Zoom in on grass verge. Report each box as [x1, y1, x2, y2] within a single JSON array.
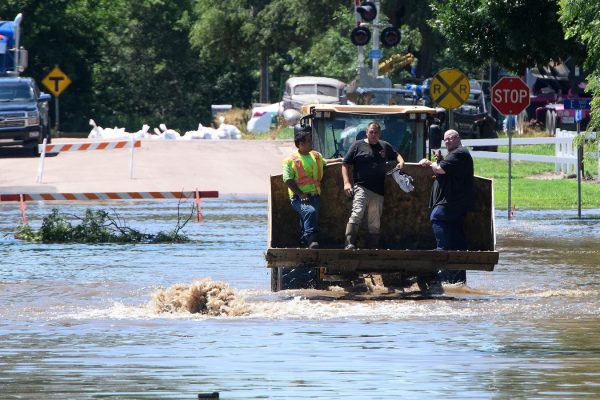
[[474, 142, 600, 210]]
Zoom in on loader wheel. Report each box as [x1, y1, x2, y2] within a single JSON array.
[[438, 269, 466, 284], [417, 272, 444, 295], [271, 267, 319, 291], [380, 272, 413, 290]]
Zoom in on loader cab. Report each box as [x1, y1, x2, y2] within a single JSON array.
[[299, 104, 436, 162]]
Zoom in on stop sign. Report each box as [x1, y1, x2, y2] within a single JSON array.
[[491, 77, 530, 115]]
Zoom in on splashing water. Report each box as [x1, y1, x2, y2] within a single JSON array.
[[151, 277, 250, 316]]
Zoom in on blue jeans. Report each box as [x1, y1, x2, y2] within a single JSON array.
[[430, 205, 467, 250], [290, 195, 320, 245]]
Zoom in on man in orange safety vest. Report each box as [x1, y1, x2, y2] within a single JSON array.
[[282, 125, 327, 249]]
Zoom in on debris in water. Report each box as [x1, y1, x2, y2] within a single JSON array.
[[152, 278, 250, 316], [15, 207, 192, 243]]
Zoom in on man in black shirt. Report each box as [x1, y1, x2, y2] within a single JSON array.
[[342, 121, 405, 249], [419, 129, 474, 283]]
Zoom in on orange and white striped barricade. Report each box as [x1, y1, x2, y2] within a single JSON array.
[[36, 137, 142, 183], [0, 191, 218, 202], [0, 191, 219, 223]]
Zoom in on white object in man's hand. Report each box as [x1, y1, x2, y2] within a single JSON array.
[[418, 158, 432, 167], [391, 170, 414, 193]]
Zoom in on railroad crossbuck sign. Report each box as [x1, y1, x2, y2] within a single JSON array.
[[42, 66, 72, 96], [429, 68, 470, 110], [491, 77, 530, 115]]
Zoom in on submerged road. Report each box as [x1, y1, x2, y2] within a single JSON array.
[[0, 139, 295, 197]]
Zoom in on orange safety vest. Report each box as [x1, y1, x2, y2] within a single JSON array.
[[290, 150, 323, 194]]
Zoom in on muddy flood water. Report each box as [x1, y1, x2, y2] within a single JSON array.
[[1, 198, 599, 399]]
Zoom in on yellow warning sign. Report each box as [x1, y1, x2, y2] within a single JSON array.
[[42, 66, 72, 97], [429, 68, 470, 110]]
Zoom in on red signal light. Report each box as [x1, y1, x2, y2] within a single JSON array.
[[380, 27, 400, 47], [356, 1, 377, 22], [350, 26, 371, 46]]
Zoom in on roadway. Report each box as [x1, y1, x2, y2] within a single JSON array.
[[0, 139, 295, 197]]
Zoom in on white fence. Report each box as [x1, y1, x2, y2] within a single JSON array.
[[443, 130, 598, 177]]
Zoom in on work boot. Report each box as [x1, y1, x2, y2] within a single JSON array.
[[344, 223, 358, 250], [367, 234, 380, 249], [307, 234, 319, 249]]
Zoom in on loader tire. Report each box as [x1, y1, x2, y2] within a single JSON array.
[[271, 267, 318, 291]]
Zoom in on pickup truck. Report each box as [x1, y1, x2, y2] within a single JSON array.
[[0, 77, 51, 155]]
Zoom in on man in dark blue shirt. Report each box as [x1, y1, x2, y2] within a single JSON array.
[[419, 129, 474, 283]]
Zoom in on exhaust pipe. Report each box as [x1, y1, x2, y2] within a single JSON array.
[[13, 13, 23, 76]]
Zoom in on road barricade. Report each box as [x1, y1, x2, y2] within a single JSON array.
[[0, 190, 219, 224], [36, 138, 142, 183], [0, 190, 217, 202]]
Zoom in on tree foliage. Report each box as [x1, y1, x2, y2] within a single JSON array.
[[559, 0, 600, 131], [91, 0, 217, 131], [1, 0, 597, 133], [15, 208, 192, 243], [190, 0, 348, 101], [430, 0, 584, 74]]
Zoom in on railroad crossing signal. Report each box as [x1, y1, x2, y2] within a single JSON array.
[[491, 76, 530, 115], [356, 1, 377, 22], [42, 66, 71, 96], [429, 68, 470, 110], [380, 26, 401, 47]]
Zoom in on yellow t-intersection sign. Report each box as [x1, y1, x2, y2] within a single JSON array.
[[42, 66, 72, 97]]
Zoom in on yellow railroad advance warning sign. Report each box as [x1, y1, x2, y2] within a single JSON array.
[[429, 68, 470, 110], [42, 66, 72, 96]]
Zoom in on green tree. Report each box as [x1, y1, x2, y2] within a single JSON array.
[[92, 0, 255, 131], [559, 0, 599, 131], [285, 6, 357, 82], [380, 1, 441, 79], [430, 0, 584, 75], [190, 0, 346, 103]]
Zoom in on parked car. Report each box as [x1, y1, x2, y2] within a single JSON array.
[[247, 102, 282, 133], [282, 76, 347, 112]]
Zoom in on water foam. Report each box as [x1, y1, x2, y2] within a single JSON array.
[[48, 278, 600, 322], [151, 277, 250, 316]]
